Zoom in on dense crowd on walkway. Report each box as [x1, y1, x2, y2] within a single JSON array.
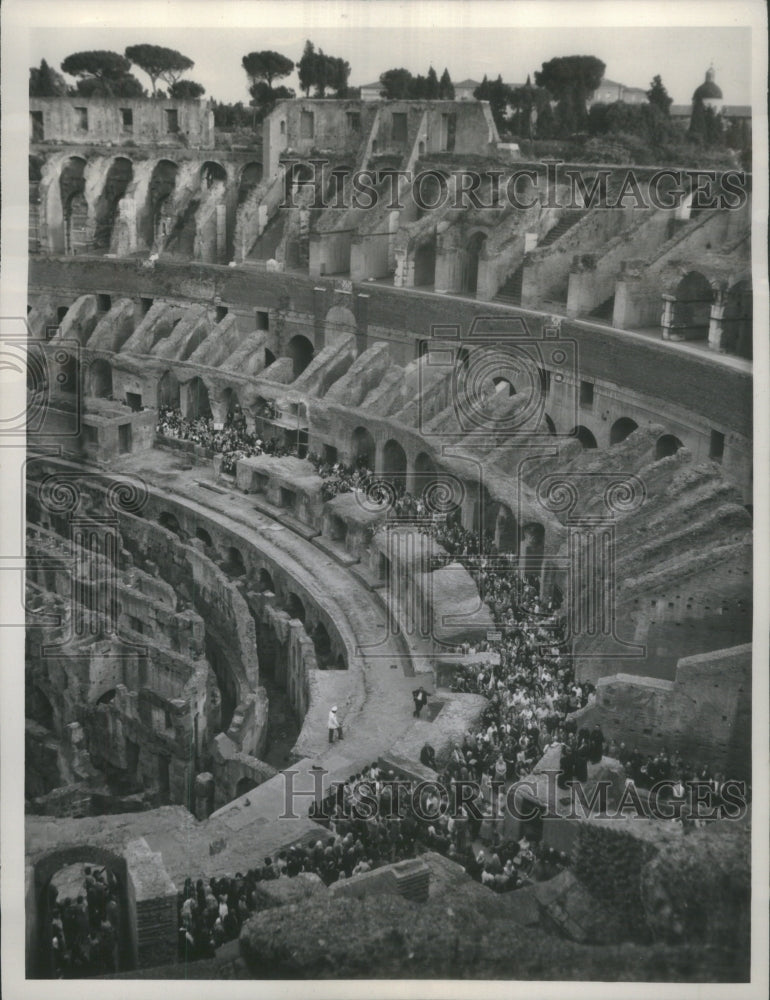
[[156, 405, 292, 474], [47, 866, 120, 978]]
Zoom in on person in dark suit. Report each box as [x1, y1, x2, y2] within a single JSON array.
[[412, 686, 429, 718]]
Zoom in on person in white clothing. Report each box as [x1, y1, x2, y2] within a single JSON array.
[[328, 706, 343, 743]]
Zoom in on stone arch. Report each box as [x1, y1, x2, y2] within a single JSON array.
[[221, 387, 242, 422], [496, 506, 518, 553], [286, 592, 306, 623], [413, 237, 437, 287], [258, 567, 275, 592], [655, 434, 684, 460], [672, 271, 714, 338], [520, 521, 545, 576], [159, 510, 183, 537], [382, 438, 407, 482], [224, 546, 246, 579], [237, 161, 263, 203], [145, 159, 178, 248], [287, 334, 315, 378], [313, 621, 332, 666], [31, 845, 133, 977], [329, 513, 347, 542], [201, 160, 227, 189], [178, 326, 210, 362], [87, 358, 113, 398], [571, 425, 598, 449], [183, 377, 212, 421], [462, 230, 488, 295], [157, 370, 180, 409], [93, 157, 133, 252], [610, 417, 638, 446], [722, 280, 752, 359], [325, 305, 357, 349], [196, 526, 213, 547], [414, 451, 437, 477], [351, 426, 376, 469], [59, 156, 89, 255]]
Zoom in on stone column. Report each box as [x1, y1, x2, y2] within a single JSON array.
[[708, 291, 727, 352], [660, 293, 676, 340]]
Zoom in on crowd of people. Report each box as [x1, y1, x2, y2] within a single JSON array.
[[156, 405, 292, 474], [47, 866, 121, 978]]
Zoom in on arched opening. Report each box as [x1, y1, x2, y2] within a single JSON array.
[[722, 281, 752, 359], [87, 359, 112, 399], [145, 159, 178, 248], [157, 370, 180, 410], [312, 622, 333, 667], [287, 334, 315, 379], [462, 231, 488, 295], [264, 347, 276, 369], [570, 425, 598, 449], [671, 271, 713, 340], [258, 568, 275, 592], [183, 377, 212, 421], [329, 514, 347, 543], [235, 776, 257, 798], [195, 527, 212, 547], [34, 848, 132, 978], [351, 426, 375, 470], [29, 684, 55, 731], [237, 161, 263, 203], [655, 434, 684, 460], [493, 377, 516, 397], [324, 305, 357, 350], [610, 417, 638, 446], [96, 688, 117, 706], [178, 326, 209, 362], [418, 140, 426, 157], [382, 438, 407, 484], [221, 387, 242, 424], [285, 161, 314, 201], [159, 511, 183, 538], [520, 522, 545, 578], [224, 546, 246, 579], [496, 508, 518, 553], [59, 157, 88, 255], [93, 157, 133, 252], [201, 161, 227, 189], [286, 593, 306, 624], [414, 451, 437, 477], [413, 238, 436, 287]]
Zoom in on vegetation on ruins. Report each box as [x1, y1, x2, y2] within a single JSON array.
[[59, 50, 146, 98], [124, 44, 195, 97], [168, 80, 206, 99], [238, 888, 748, 980]]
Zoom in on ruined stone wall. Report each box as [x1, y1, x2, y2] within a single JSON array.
[[570, 644, 751, 777], [30, 97, 214, 148]]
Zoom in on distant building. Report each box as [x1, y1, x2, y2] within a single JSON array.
[[360, 82, 382, 102], [588, 78, 648, 107], [454, 79, 482, 101], [692, 66, 723, 112]]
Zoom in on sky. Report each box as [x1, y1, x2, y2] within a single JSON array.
[[26, 6, 754, 108]]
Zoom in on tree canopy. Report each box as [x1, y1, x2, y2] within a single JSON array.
[[60, 50, 145, 97], [297, 41, 350, 97], [535, 55, 605, 132], [169, 79, 206, 99], [29, 59, 69, 97], [474, 75, 513, 129], [646, 75, 672, 116], [242, 51, 295, 90], [124, 44, 194, 95], [379, 68, 413, 99], [438, 68, 454, 100]]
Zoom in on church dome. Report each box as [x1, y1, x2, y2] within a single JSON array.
[[693, 67, 723, 102]]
